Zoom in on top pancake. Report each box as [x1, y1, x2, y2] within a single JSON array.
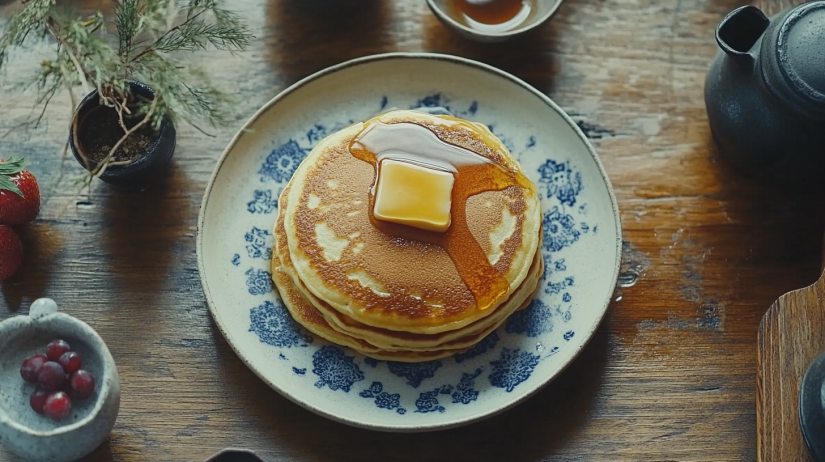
[[283, 110, 541, 334]]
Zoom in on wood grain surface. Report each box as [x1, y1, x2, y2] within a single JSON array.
[[1, 0, 824, 461], [757, 267, 825, 461]]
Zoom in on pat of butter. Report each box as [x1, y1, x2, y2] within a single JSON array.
[[373, 159, 454, 232]]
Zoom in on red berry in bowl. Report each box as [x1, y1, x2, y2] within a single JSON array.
[[37, 361, 65, 390], [30, 388, 50, 414], [20, 354, 47, 383], [58, 351, 82, 374], [43, 392, 71, 421], [69, 370, 95, 400], [46, 339, 71, 362]]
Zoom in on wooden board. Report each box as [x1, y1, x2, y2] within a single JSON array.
[[757, 235, 825, 461]]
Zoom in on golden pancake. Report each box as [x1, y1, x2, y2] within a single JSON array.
[[275, 190, 542, 351], [275, 182, 542, 352], [282, 110, 542, 334], [271, 185, 476, 361]]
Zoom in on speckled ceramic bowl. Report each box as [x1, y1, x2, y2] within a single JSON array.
[[0, 299, 120, 462], [427, 0, 563, 43]]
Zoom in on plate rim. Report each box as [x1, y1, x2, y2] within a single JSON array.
[[196, 51, 623, 432]]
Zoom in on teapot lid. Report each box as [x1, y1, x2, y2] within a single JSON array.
[[777, 1, 825, 104]]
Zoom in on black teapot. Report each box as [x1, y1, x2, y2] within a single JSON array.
[[704, 1, 825, 186]]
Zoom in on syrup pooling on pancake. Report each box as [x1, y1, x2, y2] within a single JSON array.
[[348, 118, 537, 312]]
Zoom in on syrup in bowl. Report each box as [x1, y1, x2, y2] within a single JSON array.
[[446, 0, 535, 32]]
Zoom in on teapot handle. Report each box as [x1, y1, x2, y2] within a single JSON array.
[[716, 5, 770, 64]]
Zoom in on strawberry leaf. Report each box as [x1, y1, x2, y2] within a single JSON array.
[[0, 157, 27, 177], [0, 157, 27, 197], [0, 175, 23, 197]]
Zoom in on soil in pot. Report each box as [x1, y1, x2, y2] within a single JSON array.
[[75, 105, 158, 167]]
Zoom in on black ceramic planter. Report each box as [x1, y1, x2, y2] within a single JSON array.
[[69, 81, 176, 187]]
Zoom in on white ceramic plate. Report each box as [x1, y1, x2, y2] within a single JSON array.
[[197, 53, 621, 432]]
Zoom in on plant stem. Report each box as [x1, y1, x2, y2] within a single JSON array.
[[93, 97, 157, 178]]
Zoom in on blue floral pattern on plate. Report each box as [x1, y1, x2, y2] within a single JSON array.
[[543, 206, 581, 252], [505, 299, 554, 337], [489, 348, 542, 392], [249, 300, 312, 348], [538, 159, 582, 207], [201, 73, 619, 431], [360, 382, 406, 414], [387, 361, 442, 388], [312, 346, 365, 392], [414, 385, 454, 413], [247, 190, 279, 214], [245, 227, 273, 260], [245, 268, 273, 295], [451, 369, 483, 404], [259, 140, 308, 183]]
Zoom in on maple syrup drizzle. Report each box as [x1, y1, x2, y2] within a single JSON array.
[[446, 0, 533, 28], [349, 120, 535, 310]]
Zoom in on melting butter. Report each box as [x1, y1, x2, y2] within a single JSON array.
[[373, 159, 455, 233]]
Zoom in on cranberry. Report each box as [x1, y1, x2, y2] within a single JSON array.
[[20, 354, 48, 383], [58, 351, 82, 374], [43, 392, 71, 421], [46, 339, 71, 362], [29, 388, 50, 414], [37, 361, 65, 390], [69, 370, 95, 400]]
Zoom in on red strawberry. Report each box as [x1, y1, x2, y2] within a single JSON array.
[[0, 158, 40, 226], [0, 225, 23, 281]]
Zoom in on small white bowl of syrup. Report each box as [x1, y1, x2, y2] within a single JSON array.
[[427, 0, 562, 42]]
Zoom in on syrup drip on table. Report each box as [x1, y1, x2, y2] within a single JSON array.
[[446, 0, 534, 31], [349, 120, 535, 310]]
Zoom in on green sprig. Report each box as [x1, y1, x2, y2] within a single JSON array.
[[2, 0, 254, 133], [116, 0, 141, 60], [0, 0, 55, 67]]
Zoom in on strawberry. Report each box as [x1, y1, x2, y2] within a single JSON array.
[[0, 157, 40, 226], [0, 225, 23, 281]]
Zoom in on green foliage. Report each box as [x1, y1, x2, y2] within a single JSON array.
[[0, 0, 254, 133], [0, 0, 55, 67], [116, 0, 140, 59], [153, 20, 253, 53]]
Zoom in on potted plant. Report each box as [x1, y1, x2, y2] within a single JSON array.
[[0, 0, 253, 187]]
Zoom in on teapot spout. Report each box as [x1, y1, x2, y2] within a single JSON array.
[[716, 5, 770, 64]]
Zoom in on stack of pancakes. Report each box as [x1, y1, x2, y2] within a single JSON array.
[[271, 110, 543, 362]]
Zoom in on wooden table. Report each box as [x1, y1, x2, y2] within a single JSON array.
[[1, 0, 823, 460]]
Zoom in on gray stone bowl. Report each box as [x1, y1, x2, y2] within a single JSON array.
[[0, 299, 120, 462], [426, 0, 563, 43]]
